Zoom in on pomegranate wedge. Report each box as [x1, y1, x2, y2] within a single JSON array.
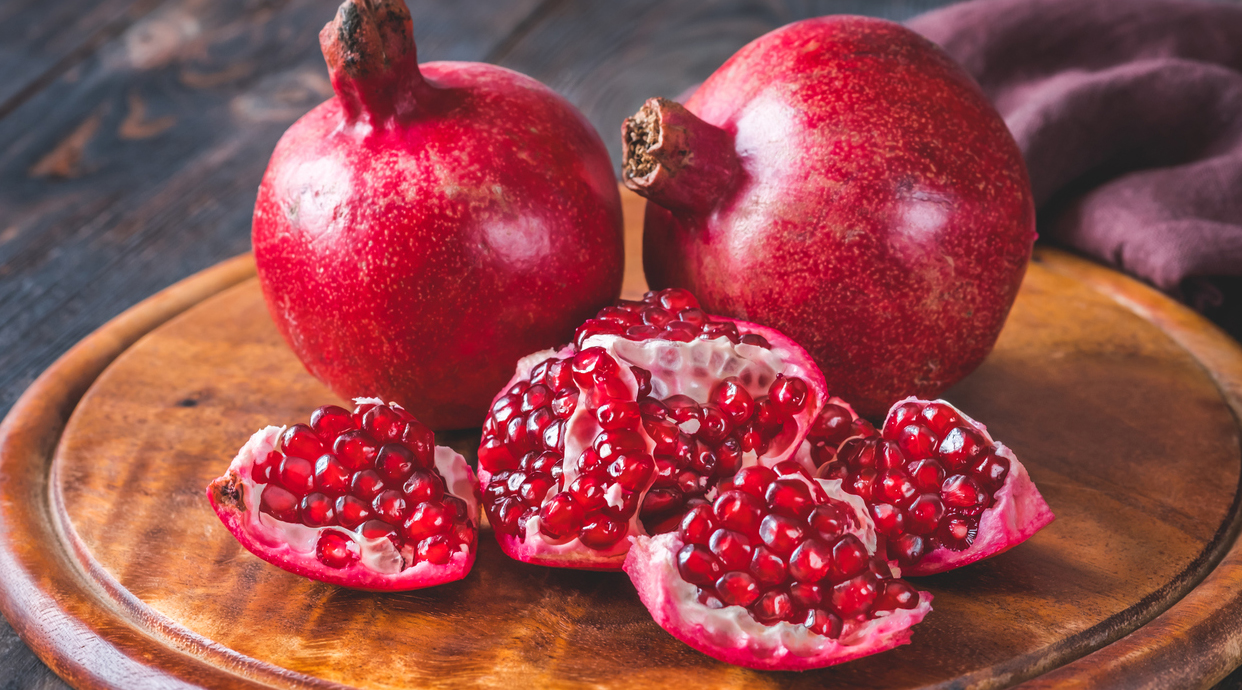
[[208, 399, 479, 590]]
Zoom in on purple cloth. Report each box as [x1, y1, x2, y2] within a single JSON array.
[[909, 0, 1242, 340]]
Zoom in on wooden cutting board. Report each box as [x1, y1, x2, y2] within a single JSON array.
[[2, 188, 1242, 689]]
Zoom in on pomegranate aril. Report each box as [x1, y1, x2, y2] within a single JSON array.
[[569, 474, 608, 511], [759, 514, 805, 557], [699, 321, 740, 343], [877, 469, 918, 506], [641, 306, 674, 327], [359, 519, 398, 541], [641, 487, 684, 517], [677, 545, 723, 585], [909, 458, 946, 493], [281, 424, 327, 461], [749, 546, 788, 586], [971, 452, 1011, 490], [766, 479, 815, 520], [520, 384, 552, 413], [571, 347, 618, 386], [597, 306, 641, 327], [808, 404, 854, 448], [579, 515, 625, 549], [808, 503, 850, 541], [716, 438, 743, 475], [417, 535, 454, 565], [594, 430, 647, 459], [790, 582, 823, 608], [550, 388, 579, 419], [733, 466, 776, 499], [679, 504, 716, 545], [546, 360, 573, 392], [874, 580, 921, 612], [631, 366, 652, 398], [715, 571, 761, 606], [314, 454, 351, 495], [709, 529, 753, 571], [405, 502, 452, 541], [942, 474, 986, 508], [738, 333, 770, 348], [492, 497, 524, 534], [870, 503, 905, 538], [260, 484, 300, 522], [769, 375, 808, 416], [939, 516, 977, 549], [399, 421, 434, 466], [803, 609, 843, 638], [253, 451, 280, 484], [301, 492, 336, 526], [897, 425, 937, 460], [677, 307, 707, 326], [713, 378, 755, 425], [846, 468, 877, 501], [335, 495, 371, 528], [656, 287, 699, 312], [278, 456, 315, 496], [597, 400, 640, 430], [921, 402, 961, 435], [375, 443, 416, 485], [363, 405, 404, 441], [372, 490, 408, 524], [713, 490, 764, 538], [333, 430, 379, 471], [905, 494, 944, 534], [938, 426, 987, 471], [751, 590, 795, 624], [830, 535, 869, 582], [884, 402, 923, 439], [310, 405, 354, 439], [351, 470, 385, 501], [789, 539, 833, 583], [316, 530, 357, 569], [607, 454, 655, 491], [831, 573, 879, 618], [519, 475, 555, 506], [539, 493, 584, 539], [521, 451, 560, 476], [889, 533, 926, 567]]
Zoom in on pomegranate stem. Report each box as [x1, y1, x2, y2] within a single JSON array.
[[622, 98, 744, 215], [319, 0, 437, 125]]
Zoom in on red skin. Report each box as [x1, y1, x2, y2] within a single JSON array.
[[254, 0, 623, 429], [630, 17, 1035, 419]]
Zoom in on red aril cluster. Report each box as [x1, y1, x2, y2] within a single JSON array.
[[675, 463, 920, 633], [574, 288, 771, 348], [477, 288, 827, 569], [208, 400, 479, 590]]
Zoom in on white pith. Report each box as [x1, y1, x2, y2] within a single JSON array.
[[228, 400, 479, 577], [486, 331, 824, 562]]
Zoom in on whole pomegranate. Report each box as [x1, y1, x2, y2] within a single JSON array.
[[253, 0, 623, 429], [623, 17, 1036, 419]]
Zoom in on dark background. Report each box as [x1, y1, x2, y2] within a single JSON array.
[[2, 0, 1240, 687]]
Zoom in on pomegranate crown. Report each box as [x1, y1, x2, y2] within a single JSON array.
[[319, 0, 430, 123]]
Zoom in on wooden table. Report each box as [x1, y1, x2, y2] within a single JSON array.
[[3, 0, 1241, 688]]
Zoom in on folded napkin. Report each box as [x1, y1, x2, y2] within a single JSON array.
[[909, 0, 1242, 340]]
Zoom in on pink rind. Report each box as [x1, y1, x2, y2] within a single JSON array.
[[624, 532, 932, 671], [207, 426, 478, 591]]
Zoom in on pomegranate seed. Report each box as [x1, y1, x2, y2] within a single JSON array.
[[281, 424, 327, 461], [939, 516, 977, 549], [568, 474, 608, 511], [870, 502, 905, 538], [542, 420, 566, 452], [709, 529, 753, 571], [579, 515, 625, 549], [663, 322, 699, 342], [417, 534, 454, 565], [333, 430, 379, 471], [278, 455, 315, 496], [712, 378, 755, 425], [522, 451, 560, 476], [444, 496, 469, 521], [808, 404, 855, 447], [351, 401, 377, 425], [596, 400, 640, 430], [260, 484, 300, 521], [363, 405, 404, 441], [689, 445, 718, 475], [759, 514, 805, 557], [641, 306, 674, 327], [803, 609, 843, 638], [491, 394, 521, 423], [519, 475, 555, 506], [751, 590, 795, 624], [301, 492, 336, 526], [550, 388, 579, 419], [679, 504, 716, 545], [790, 582, 823, 608], [938, 426, 987, 471], [807, 503, 850, 541], [401, 470, 444, 503], [678, 307, 707, 326], [351, 469, 385, 501], [830, 535, 869, 582], [749, 546, 788, 586], [846, 468, 877, 501], [713, 490, 765, 538], [657, 288, 699, 312], [627, 324, 663, 339], [359, 519, 398, 542], [733, 466, 776, 498], [334, 495, 371, 528], [769, 375, 808, 415], [788, 538, 833, 582], [715, 437, 743, 475], [889, 533, 926, 567], [753, 397, 784, 434], [375, 444, 415, 485], [972, 452, 1011, 490], [897, 425, 937, 460], [546, 360, 573, 391], [253, 450, 280, 484], [738, 333, 770, 348], [577, 448, 605, 473], [521, 384, 552, 413], [316, 530, 357, 569], [313, 454, 351, 495], [715, 571, 761, 606], [310, 405, 354, 439], [816, 461, 849, 481], [699, 321, 740, 343], [526, 407, 556, 442], [597, 306, 641, 327], [571, 347, 618, 386], [884, 402, 923, 438], [539, 493, 584, 539], [404, 502, 452, 541], [909, 458, 946, 492], [905, 494, 945, 534], [677, 544, 723, 585], [641, 487, 684, 516], [601, 489, 639, 520], [942, 474, 986, 508], [607, 454, 655, 491], [697, 405, 731, 445], [371, 490, 407, 523], [593, 430, 646, 459], [921, 402, 960, 435], [838, 438, 874, 468], [874, 580, 921, 612], [877, 469, 918, 506], [766, 479, 815, 520], [831, 573, 879, 617], [631, 366, 652, 398], [492, 497, 525, 534], [399, 421, 434, 467]]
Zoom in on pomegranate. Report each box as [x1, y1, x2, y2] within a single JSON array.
[[207, 399, 479, 590], [805, 398, 1054, 575], [477, 288, 827, 569], [623, 17, 1036, 419], [624, 465, 931, 670], [252, 0, 624, 430]]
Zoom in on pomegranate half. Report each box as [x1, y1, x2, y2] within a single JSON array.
[[477, 289, 829, 570], [253, 0, 623, 430], [623, 16, 1036, 419], [207, 400, 479, 590]]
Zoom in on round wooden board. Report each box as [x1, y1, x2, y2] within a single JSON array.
[[3, 189, 1242, 689]]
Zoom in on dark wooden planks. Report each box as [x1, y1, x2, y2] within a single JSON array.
[[495, 0, 959, 170]]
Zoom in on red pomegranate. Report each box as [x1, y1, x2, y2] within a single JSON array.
[[253, 0, 623, 430], [207, 400, 480, 590], [623, 17, 1036, 419]]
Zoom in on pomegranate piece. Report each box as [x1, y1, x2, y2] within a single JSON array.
[[252, 0, 623, 430], [623, 17, 1035, 419], [624, 471, 932, 670], [803, 397, 1054, 575], [478, 288, 828, 570], [207, 400, 479, 590]]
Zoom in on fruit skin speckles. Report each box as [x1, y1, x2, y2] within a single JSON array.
[[253, 0, 623, 430], [627, 16, 1036, 420]]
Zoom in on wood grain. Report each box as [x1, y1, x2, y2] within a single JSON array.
[[2, 190, 1242, 687]]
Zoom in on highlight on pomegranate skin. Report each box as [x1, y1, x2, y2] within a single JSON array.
[[477, 288, 828, 570], [207, 399, 479, 590], [623, 468, 932, 671], [804, 397, 1054, 575]]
